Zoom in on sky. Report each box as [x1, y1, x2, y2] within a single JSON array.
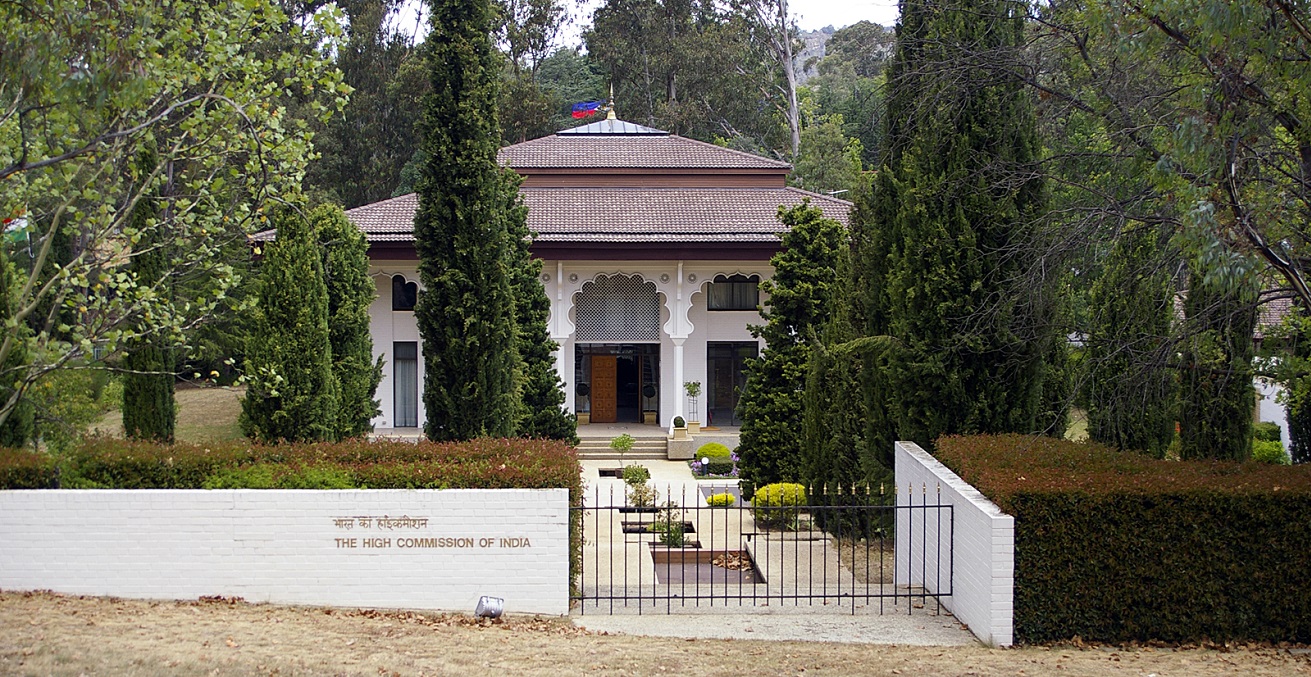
[[392, 1, 901, 49]]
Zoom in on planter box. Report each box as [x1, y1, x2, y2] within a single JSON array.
[[643, 411, 657, 424], [576, 413, 590, 425], [687, 421, 701, 434], [672, 427, 689, 441]]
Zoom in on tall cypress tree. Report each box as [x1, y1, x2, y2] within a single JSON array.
[[875, 0, 1051, 448], [316, 204, 383, 439], [0, 248, 34, 448], [122, 144, 176, 443], [413, 0, 519, 441], [240, 208, 340, 443], [504, 173, 577, 442], [1178, 269, 1257, 461], [1086, 226, 1176, 457], [736, 203, 845, 487]]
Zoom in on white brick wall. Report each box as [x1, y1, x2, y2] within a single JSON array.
[[895, 442, 1014, 647], [0, 489, 569, 616]]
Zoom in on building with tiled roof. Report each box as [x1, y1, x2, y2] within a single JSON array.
[[361, 114, 851, 434]]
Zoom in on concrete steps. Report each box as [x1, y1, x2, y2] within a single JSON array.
[[577, 436, 669, 460]]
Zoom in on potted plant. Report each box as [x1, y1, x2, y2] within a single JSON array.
[[683, 381, 702, 434], [575, 382, 590, 425], [641, 383, 657, 424], [671, 415, 689, 441]]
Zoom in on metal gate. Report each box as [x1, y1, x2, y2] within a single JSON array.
[[572, 482, 953, 615]]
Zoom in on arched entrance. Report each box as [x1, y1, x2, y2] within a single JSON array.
[[573, 275, 662, 424]]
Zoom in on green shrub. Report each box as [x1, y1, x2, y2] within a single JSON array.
[[627, 483, 657, 507], [1254, 422, 1282, 443], [706, 492, 735, 507], [1252, 439, 1291, 465], [937, 433, 1311, 643], [752, 482, 806, 528], [653, 500, 685, 546], [0, 449, 57, 488], [704, 459, 735, 475], [621, 464, 650, 486], [696, 442, 732, 459], [672, 416, 685, 428]]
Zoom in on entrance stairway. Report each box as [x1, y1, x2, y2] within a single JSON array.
[[576, 435, 669, 461]]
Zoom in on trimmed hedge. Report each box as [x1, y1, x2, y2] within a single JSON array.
[[937, 434, 1311, 644], [0, 448, 57, 488], [695, 442, 732, 459]]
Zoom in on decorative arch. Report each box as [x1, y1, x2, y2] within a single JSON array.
[[391, 274, 417, 311], [573, 274, 661, 342]]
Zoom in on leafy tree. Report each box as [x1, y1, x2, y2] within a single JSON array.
[[316, 204, 383, 438], [414, 0, 520, 441], [1178, 268, 1258, 461], [503, 176, 577, 442], [241, 208, 340, 443], [122, 144, 176, 443], [536, 48, 607, 129], [875, 0, 1053, 448], [306, 0, 426, 208], [586, 0, 784, 151], [1084, 225, 1176, 457], [0, 0, 345, 429], [737, 203, 845, 487], [824, 20, 896, 79], [790, 114, 864, 196]]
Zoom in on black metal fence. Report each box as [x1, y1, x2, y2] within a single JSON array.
[[572, 482, 953, 615]]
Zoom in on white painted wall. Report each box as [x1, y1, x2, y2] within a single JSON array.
[[895, 441, 1014, 647], [366, 259, 774, 430], [1256, 377, 1290, 444], [0, 489, 570, 615], [370, 261, 424, 430]]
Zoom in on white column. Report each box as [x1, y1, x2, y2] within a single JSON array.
[[672, 337, 685, 421], [551, 260, 574, 412]]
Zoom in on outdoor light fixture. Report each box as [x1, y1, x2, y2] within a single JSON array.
[[475, 595, 504, 619]]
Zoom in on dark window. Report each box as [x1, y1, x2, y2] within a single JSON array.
[[392, 275, 417, 311], [394, 342, 418, 427], [707, 274, 760, 311]]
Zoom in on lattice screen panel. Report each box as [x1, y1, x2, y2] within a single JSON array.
[[574, 275, 660, 342]]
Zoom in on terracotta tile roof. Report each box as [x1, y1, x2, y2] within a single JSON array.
[[497, 135, 791, 171], [1256, 296, 1293, 340], [343, 189, 852, 244]]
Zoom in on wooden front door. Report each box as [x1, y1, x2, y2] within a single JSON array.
[[591, 355, 618, 423]]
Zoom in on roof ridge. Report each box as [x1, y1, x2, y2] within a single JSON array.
[[782, 186, 856, 206], [669, 135, 791, 170]]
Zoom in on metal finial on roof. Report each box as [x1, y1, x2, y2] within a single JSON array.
[[606, 84, 616, 121]]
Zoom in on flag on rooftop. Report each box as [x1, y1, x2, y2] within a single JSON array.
[[571, 101, 603, 119]]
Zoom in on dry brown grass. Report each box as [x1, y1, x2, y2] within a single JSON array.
[[832, 538, 897, 584], [95, 385, 244, 443], [1, 592, 1307, 676]]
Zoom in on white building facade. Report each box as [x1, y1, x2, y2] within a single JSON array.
[[349, 118, 851, 432]]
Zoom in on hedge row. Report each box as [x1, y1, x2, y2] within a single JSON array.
[[937, 434, 1311, 644], [0, 436, 581, 493]]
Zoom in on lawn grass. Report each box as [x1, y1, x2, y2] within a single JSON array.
[[1065, 406, 1089, 441], [96, 385, 245, 443]]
